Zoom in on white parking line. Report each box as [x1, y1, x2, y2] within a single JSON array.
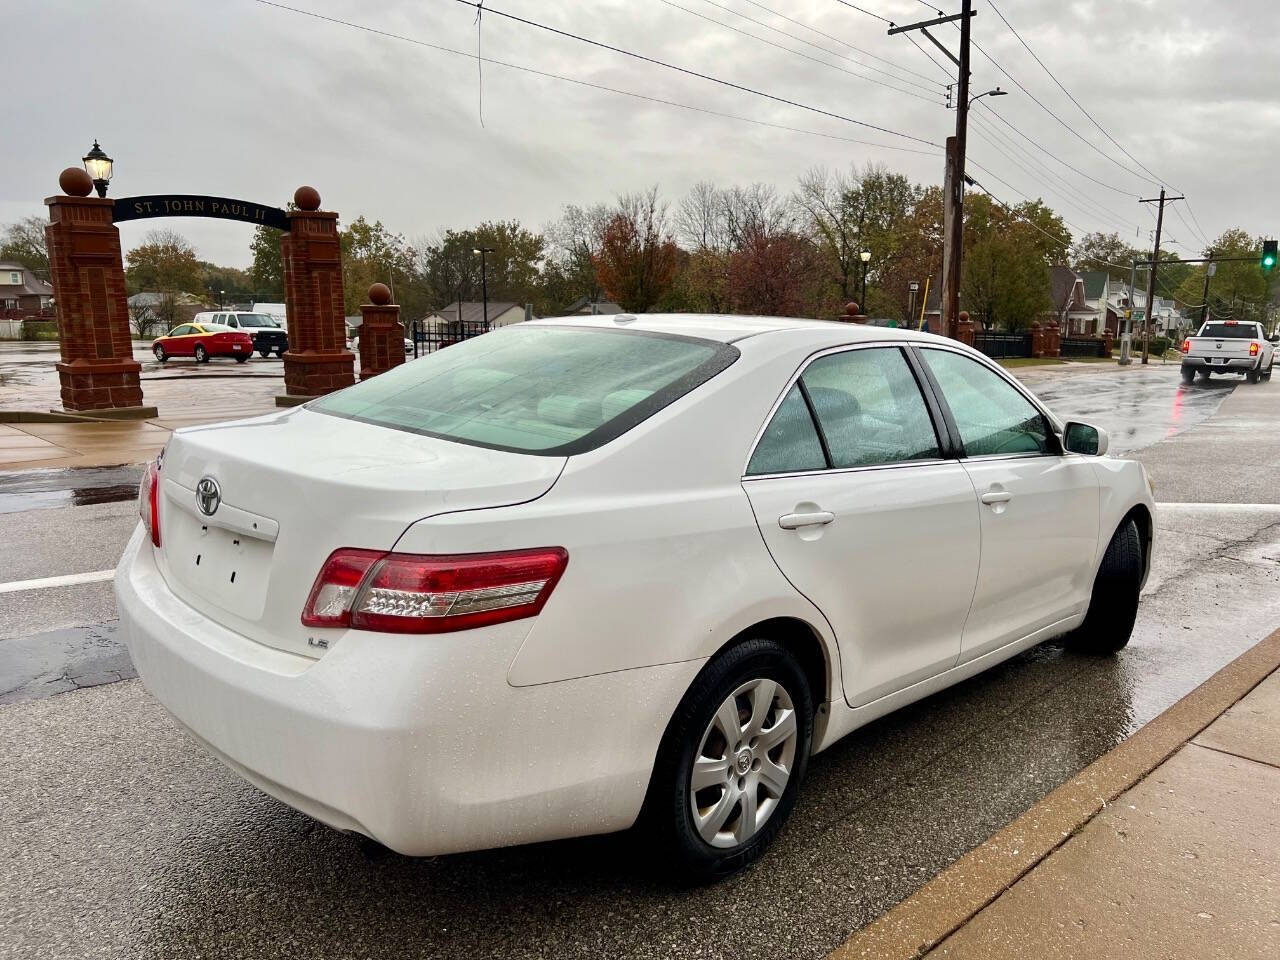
[[0, 569, 116, 595], [1156, 502, 1280, 513]]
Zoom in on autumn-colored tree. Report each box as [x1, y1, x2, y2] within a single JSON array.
[[594, 188, 679, 312], [125, 229, 204, 297], [0, 216, 50, 282], [727, 228, 824, 317]]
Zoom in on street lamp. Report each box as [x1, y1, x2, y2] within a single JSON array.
[[219, 289, 226, 310], [860, 250, 871, 313], [969, 86, 1007, 106], [82, 140, 113, 198], [472, 246, 495, 330]]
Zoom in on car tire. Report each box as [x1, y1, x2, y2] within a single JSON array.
[[1180, 365, 1195, 384], [1067, 519, 1143, 656], [1265, 361, 1274, 381], [235, 355, 249, 364], [194, 344, 209, 363], [275, 348, 286, 358], [258, 349, 270, 358], [1198, 369, 1212, 380], [643, 638, 813, 882], [153, 345, 167, 363], [1247, 366, 1261, 384]]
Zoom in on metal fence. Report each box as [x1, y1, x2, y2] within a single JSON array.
[[1059, 336, 1107, 358], [410, 319, 491, 358], [972, 331, 1032, 359]]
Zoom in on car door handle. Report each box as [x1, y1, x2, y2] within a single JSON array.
[[778, 511, 835, 529], [980, 491, 1013, 505]]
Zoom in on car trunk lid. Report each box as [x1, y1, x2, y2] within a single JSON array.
[[155, 407, 564, 658]]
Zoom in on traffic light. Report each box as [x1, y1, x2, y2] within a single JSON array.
[[1263, 239, 1277, 271]]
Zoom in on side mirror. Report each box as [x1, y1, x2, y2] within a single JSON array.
[[1269, 335, 1279, 344], [1063, 421, 1109, 456]]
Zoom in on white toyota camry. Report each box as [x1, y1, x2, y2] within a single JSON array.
[[116, 314, 1154, 879]]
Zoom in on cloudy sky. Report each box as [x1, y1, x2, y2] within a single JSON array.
[[7, 0, 1278, 268]]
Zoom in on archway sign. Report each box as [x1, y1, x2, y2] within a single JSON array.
[[112, 195, 289, 231], [44, 169, 353, 415]]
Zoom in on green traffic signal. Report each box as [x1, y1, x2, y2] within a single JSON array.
[[1264, 239, 1278, 271]]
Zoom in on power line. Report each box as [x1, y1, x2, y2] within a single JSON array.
[[966, 159, 1089, 241], [830, 0, 893, 25], [450, 0, 941, 146], [1182, 199, 1215, 248], [732, 0, 948, 87], [251, 1, 937, 156], [987, 0, 1175, 191], [659, 0, 942, 104]]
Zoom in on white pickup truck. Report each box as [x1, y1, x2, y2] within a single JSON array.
[[1180, 320, 1276, 384]]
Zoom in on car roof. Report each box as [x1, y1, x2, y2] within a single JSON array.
[[192, 322, 232, 332], [528, 312, 939, 345]]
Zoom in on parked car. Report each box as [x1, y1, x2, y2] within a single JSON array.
[[194, 311, 288, 358], [405, 337, 414, 355], [1180, 320, 1276, 383], [117, 316, 1155, 879], [151, 322, 254, 364]]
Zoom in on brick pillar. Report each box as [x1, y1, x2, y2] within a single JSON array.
[[45, 168, 150, 415], [954, 310, 975, 346], [1045, 322, 1061, 358], [1030, 322, 1046, 358], [278, 185, 355, 406], [1102, 327, 1115, 355], [358, 283, 405, 380], [838, 301, 868, 324]]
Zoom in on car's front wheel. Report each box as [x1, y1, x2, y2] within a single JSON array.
[[194, 344, 209, 363], [645, 639, 813, 881], [1068, 518, 1143, 655]]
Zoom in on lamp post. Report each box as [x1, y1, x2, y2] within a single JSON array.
[[472, 246, 495, 330], [860, 250, 871, 313], [82, 140, 113, 198], [908, 280, 920, 329], [219, 289, 226, 310]]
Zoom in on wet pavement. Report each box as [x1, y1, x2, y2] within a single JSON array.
[[1, 363, 1279, 959], [0, 465, 142, 514]]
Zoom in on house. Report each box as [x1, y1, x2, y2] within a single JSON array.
[[127, 291, 208, 328], [0, 262, 53, 314], [1079, 271, 1111, 335], [1048, 266, 1100, 335], [559, 296, 623, 316], [422, 301, 533, 331]]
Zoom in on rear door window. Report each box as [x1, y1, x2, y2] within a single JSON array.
[[312, 325, 738, 455], [921, 349, 1051, 457]]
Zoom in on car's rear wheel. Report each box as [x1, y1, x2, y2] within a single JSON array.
[[274, 347, 286, 358], [194, 344, 209, 363], [644, 639, 813, 881], [153, 345, 167, 363], [235, 354, 249, 364], [258, 349, 270, 358], [1198, 369, 1212, 380], [1180, 365, 1195, 384], [1247, 367, 1261, 384], [1068, 519, 1143, 655], [1265, 361, 1275, 381]]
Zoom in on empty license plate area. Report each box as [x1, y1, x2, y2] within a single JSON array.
[[167, 508, 274, 620]]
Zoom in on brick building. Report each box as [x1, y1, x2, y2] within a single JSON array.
[[0, 262, 54, 314]]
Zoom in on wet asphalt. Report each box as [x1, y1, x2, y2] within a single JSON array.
[[2, 362, 1279, 959]]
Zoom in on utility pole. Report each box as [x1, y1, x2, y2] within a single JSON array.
[[1200, 251, 1214, 327], [1138, 189, 1184, 364], [889, 2, 976, 338], [473, 246, 495, 331]]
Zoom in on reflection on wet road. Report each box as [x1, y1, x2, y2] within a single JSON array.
[[1025, 364, 1236, 455], [0, 465, 143, 514]]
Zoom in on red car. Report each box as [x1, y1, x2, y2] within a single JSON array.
[[152, 322, 255, 364]]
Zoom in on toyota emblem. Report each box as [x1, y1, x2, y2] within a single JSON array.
[[195, 477, 221, 516]]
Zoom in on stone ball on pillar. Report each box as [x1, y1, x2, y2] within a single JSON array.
[[368, 282, 392, 306], [58, 167, 94, 197], [845, 302, 860, 316], [958, 310, 970, 323], [294, 185, 321, 211]]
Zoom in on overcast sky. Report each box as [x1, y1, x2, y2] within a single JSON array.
[[7, 0, 1278, 268]]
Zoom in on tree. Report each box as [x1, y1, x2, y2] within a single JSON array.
[[415, 220, 546, 317], [1174, 228, 1275, 325], [125, 229, 203, 297], [198, 263, 254, 306], [961, 195, 1052, 331], [541, 204, 610, 311], [339, 216, 417, 316], [594, 188, 680, 312], [248, 224, 285, 301], [0, 216, 50, 282], [1071, 231, 1144, 280], [727, 227, 823, 317]]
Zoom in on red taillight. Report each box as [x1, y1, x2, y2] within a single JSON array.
[[302, 547, 569, 633], [138, 460, 161, 547], [1250, 342, 1260, 356], [1180, 339, 1191, 354]]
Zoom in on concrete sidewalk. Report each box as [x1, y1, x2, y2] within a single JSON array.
[[832, 629, 1280, 960]]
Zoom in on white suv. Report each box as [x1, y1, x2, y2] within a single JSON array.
[[193, 311, 288, 358]]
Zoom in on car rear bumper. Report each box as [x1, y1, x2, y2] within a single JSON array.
[[114, 526, 700, 855], [1182, 356, 1255, 371]]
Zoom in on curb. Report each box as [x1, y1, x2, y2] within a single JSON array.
[[827, 626, 1280, 960]]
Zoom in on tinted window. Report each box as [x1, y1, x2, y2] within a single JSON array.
[[801, 348, 940, 468], [1199, 323, 1258, 339], [169, 325, 192, 336], [312, 325, 736, 455], [238, 313, 280, 328], [746, 385, 826, 475], [922, 349, 1051, 456]]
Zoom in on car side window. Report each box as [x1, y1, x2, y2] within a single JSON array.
[[225, 315, 239, 328], [746, 384, 826, 476], [170, 325, 191, 336], [799, 347, 940, 468], [921, 349, 1051, 457]]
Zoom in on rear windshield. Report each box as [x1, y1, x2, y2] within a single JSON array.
[[310, 325, 738, 455], [1199, 323, 1258, 339]]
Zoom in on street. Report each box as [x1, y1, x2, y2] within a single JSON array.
[[3, 363, 1278, 960]]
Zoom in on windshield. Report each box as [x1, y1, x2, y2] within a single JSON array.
[[238, 313, 280, 328], [1199, 323, 1258, 339], [310, 325, 738, 455]]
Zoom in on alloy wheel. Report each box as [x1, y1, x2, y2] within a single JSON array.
[[689, 678, 797, 849]]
